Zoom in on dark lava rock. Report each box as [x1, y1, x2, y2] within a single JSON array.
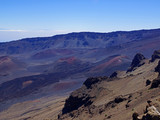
[[150, 77, 160, 88], [83, 76, 108, 89], [151, 50, 160, 62], [62, 94, 93, 115], [127, 53, 146, 72], [114, 96, 127, 103], [126, 104, 130, 108], [61, 76, 108, 115], [107, 115, 112, 119], [132, 103, 160, 120], [132, 112, 139, 120], [105, 96, 127, 109], [143, 113, 160, 120], [110, 72, 118, 78], [146, 80, 151, 86], [155, 60, 160, 75]]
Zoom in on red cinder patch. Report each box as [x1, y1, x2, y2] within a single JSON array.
[[22, 80, 33, 88], [58, 56, 77, 64]]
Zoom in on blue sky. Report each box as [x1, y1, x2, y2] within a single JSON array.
[[0, 0, 160, 41]]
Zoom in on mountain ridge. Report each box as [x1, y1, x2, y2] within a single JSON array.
[[1, 28, 160, 54], [1, 28, 160, 43], [1, 28, 160, 120]]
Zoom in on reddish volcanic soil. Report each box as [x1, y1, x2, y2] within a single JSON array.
[[0, 56, 17, 73], [58, 56, 78, 64], [0, 56, 13, 64], [22, 80, 33, 88], [91, 56, 128, 72]]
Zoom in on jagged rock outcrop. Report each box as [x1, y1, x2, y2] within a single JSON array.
[[132, 100, 160, 120], [114, 96, 127, 103], [61, 76, 108, 115], [150, 77, 160, 88], [62, 94, 93, 115], [110, 71, 118, 78], [151, 50, 160, 62], [83, 76, 108, 89], [143, 106, 160, 119], [57, 76, 111, 119], [133, 106, 160, 120], [105, 95, 128, 108], [155, 60, 160, 75], [150, 61, 160, 88], [127, 53, 146, 72], [58, 50, 160, 120]]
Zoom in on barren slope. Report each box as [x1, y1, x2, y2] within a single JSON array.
[[58, 51, 160, 120]]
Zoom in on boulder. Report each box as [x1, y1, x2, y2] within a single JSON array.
[[146, 80, 151, 86], [114, 96, 126, 103], [150, 77, 160, 88], [142, 106, 160, 120]]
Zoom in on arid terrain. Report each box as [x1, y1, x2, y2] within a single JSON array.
[[1, 29, 160, 120], [2, 50, 159, 120], [57, 50, 160, 120], [0, 95, 66, 120]]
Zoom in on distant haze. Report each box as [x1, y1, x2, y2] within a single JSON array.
[[0, 0, 160, 42]]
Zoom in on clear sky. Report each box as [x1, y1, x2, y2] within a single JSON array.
[[0, 0, 160, 42]]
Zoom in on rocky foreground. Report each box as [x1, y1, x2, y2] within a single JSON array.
[[57, 50, 160, 120]]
